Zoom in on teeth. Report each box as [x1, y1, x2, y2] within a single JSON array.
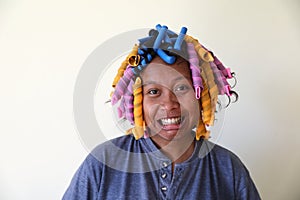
[[160, 117, 181, 125]]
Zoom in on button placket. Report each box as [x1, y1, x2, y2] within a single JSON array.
[[159, 160, 171, 198]]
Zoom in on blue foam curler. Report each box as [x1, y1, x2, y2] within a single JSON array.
[[156, 24, 177, 37], [155, 24, 162, 30], [157, 49, 176, 64], [153, 25, 168, 49], [174, 27, 187, 50], [164, 34, 171, 44], [138, 48, 145, 55], [141, 58, 147, 66], [146, 53, 152, 61]]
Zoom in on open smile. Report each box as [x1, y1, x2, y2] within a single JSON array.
[[157, 116, 185, 130]]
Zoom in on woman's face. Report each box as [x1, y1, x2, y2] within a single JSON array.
[[141, 56, 200, 146]]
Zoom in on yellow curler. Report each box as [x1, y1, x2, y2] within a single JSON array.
[[201, 61, 219, 126], [195, 118, 210, 140], [112, 44, 139, 88], [200, 80, 213, 125], [184, 35, 214, 62], [132, 77, 144, 140]]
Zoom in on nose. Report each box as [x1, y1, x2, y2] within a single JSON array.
[[160, 89, 180, 110]]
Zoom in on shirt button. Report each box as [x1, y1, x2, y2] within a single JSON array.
[[161, 186, 167, 191], [162, 162, 168, 167], [161, 173, 167, 179]]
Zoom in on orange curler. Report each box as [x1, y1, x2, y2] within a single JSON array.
[[201, 62, 219, 124], [184, 35, 214, 62], [112, 60, 127, 88], [200, 81, 213, 125], [196, 118, 210, 140], [112, 44, 139, 88], [132, 77, 144, 140]]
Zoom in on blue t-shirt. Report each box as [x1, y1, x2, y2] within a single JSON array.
[[63, 135, 261, 200]]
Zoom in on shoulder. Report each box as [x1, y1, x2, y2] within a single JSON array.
[[199, 140, 246, 167], [198, 140, 261, 199], [91, 134, 147, 155]]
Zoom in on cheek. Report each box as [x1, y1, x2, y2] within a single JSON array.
[[182, 97, 200, 120], [143, 100, 159, 124]]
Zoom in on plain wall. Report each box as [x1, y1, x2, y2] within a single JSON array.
[[0, 0, 299, 199]]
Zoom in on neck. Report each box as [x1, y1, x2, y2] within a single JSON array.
[[151, 133, 195, 164]]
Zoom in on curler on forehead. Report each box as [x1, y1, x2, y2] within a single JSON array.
[[110, 24, 237, 140]]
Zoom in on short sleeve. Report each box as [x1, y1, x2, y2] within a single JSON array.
[[237, 181, 261, 200], [62, 154, 102, 200]]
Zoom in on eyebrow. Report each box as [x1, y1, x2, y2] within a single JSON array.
[[143, 76, 191, 86]]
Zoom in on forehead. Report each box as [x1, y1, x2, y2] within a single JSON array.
[[140, 56, 191, 83]]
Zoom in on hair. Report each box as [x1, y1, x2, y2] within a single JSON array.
[[110, 24, 238, 140]]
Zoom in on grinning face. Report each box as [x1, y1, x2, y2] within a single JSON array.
[[140, 56, 200, 147]]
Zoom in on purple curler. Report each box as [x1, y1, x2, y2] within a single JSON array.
[[209, 62, 228, 95], [117, 98, 125, 118], [153, 25, 168, 49], [122, 79, 134, 124], [213, 55, 231, 78], [174, 27, 187, 51], [187, 43, 203, 99], [202, 45, 233, 79], [157, 49, 176, 64], [223, 68, 233, 79], [111, 76, 127, 104], [111, 66, 134, 105]]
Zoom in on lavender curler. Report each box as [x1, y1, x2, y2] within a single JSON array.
[[111, 66, 134, 105], [209, 62, 228, 95], [201, 45, 233, 79], [123, 79, 134, 124], [214, 56, 233, 78], [117, 98, 125, 118], [174, 27, 187, 51]]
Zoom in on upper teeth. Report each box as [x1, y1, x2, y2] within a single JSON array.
[[160, 117, 181, 125]]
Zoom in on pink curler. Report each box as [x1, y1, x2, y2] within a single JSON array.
[[224, 85, 231, 96], [195, 86, 201, 99], [223, 68, 232, 79]]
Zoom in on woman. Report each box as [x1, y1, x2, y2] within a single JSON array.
[[63, 24, 261, 199]]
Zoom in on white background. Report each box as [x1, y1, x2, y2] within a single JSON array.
[[0, 0, 299, 199]]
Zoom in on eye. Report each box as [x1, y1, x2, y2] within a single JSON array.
[[174, 84, 190, 92], [147, 89, 159, 95]]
